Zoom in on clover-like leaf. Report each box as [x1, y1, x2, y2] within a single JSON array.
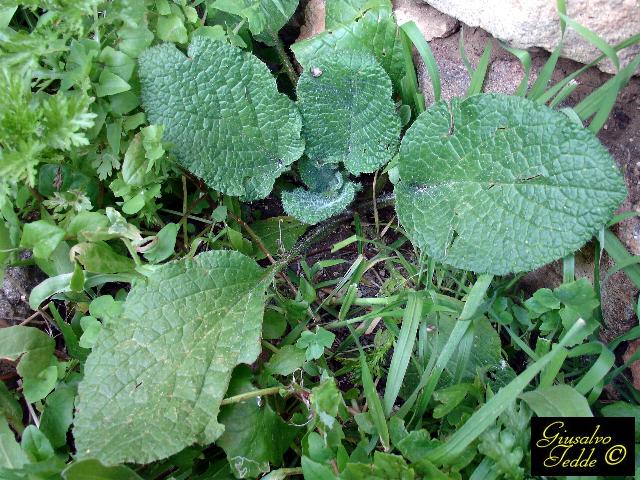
[[139, 37, 304, 200], [296, 327, 336, 361], [73, 251, 270, 465], [297, 50, 400, 175], [395, 94, 626, 274]]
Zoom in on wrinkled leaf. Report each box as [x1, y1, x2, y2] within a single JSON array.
[[139, 38, 304, 200], [396, 94, 626, 274], [297, 50, 399, 175], [282, 180, 356, 225], [292, 7, 406, 95], [74, 251, 269, 464]]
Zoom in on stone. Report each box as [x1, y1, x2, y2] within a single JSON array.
[[1, 265, 44, 326], [297, 0, 325, 41], [422, 0, 640, 74], [392, 0, 459, 41], [297, 0, 460, 43]]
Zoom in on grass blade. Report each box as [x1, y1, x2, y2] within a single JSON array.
[[383, 290, 424, 415], [360, 354, 390, 451], [425, 317, 588, 465], [401, 21, 441, 104], [466, 40, 492, 97], [527, 42, 563, 101], [603, 230, 640, 289], [347, 323, 390, 450], [562, 254, 575, 282], [556, 0, 567, 33], [458, 26, 473, 74], [406, 274, 494, 425], [537, 34, 640, 105], [499, 41, 531, 96], [559, 13, 619, 71], [567, 342, 615, 401]]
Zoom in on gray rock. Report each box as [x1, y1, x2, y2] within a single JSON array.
[[1, 265, 44, 326], [393, 0, 459, 41], [422, 0, 640, 74]]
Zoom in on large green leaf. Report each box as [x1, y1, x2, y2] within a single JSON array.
[[395, 94, 626, 274], [139, 37, 304, 200], [73, 251, 270, 465], [217, 367, 299, 478], [297, 50, 400, 175], [325, 0, 392, 29], [211, 0, 298, 37], [292, 7, 406, 95]]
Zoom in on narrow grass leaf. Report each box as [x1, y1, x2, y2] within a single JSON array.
[[527, 43, 563, 101], [425, 318, 587, 465], [400, 21, 441, 104], [383, 291, 424, 415], [568, 342, 615, 399], [538, 34, 640, 105], [407, 274, 493, 423], [458, 26, 473, 74], [399, 28, 426, 114], [562, 254, 575, 283], [466, 40, 492, 97], [347, 323, 390, 450], [559, 13, 619, 70], [539, 346, 568, 388], [499, 42, 531, 96], [604, 230, 640, 289]]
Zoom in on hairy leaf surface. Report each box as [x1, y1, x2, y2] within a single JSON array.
[[212, 0, 298, 38], [396, 94, 626, 274], [292, 7, 406, 95], [74, 251, 269, 464], [282, 181, 356, 225], [297, 51, 400, 175], [325, 0, 392, 29], [139, 38, 303, 200]]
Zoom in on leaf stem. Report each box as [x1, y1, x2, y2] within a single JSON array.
[[122, 238, 143, 267], [273, 467, 303, 477], [270, 31, 299, 86], [220, 386, 284, 405]]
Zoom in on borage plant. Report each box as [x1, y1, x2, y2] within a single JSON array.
[[1, 0, 639, 479]]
